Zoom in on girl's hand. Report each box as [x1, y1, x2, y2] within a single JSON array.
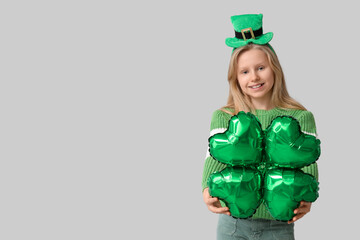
[[202, 188, 231, 215], [288, 201, 312, 224]]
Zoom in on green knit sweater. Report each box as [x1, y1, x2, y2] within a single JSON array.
[[201, 107, 319, 220]]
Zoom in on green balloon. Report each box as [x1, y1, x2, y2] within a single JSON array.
[[263, 168, 319, 221], [208, 167, 262, 218], [265, 116, 321, 168], [207, 112, 320, 221], [209, 111, 264, 166]]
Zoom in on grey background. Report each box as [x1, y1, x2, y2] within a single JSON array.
[[1, 0, 358, 239]]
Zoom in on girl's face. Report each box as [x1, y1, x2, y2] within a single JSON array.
[[237, 48, 275, 108]]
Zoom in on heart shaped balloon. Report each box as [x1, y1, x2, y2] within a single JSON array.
[[208, 111, 264, 166], [263, 168, 319, 221], [265, 116, 321, 168], [208, 166, 262, 218]]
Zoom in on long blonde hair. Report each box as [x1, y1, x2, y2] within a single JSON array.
[[221, 44, 306, 115]]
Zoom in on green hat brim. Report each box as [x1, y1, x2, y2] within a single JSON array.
[[225, 32, 273, 48]]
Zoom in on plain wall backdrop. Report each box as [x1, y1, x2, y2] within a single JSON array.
[[1, 0, 358, 239]]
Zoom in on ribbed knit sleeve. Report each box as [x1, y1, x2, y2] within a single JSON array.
[[297, 111, 319, 181], [201, 110, 232, 191], [298, 111, 317, 135], [209, 109, 232, 130]]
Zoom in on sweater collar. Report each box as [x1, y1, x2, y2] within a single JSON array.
[[255, 107, 282, 116]]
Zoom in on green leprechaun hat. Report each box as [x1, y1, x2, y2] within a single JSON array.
[[225, 14, 273, 48]]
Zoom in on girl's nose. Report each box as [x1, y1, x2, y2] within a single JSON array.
[[250, 71, 260, 81]]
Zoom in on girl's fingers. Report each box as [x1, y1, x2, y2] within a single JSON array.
[[288, 202, 312, 224], [203, 188, 231, 215], [288, 213, 306, 224], [206, 197, 219, 205], [294, 208, 309, 214], [208, 205, 229, 214], [294, 201, 311, 214]]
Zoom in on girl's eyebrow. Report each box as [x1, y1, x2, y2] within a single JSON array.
[[253, 61, 266, 66], [238, 62, 266, 71]]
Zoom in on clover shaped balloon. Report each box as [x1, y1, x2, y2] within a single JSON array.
[[207, 111, 320, 221]]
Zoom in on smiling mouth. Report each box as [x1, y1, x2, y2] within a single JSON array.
[[249, 83, 264, 89]]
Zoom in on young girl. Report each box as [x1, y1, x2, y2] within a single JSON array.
[[201, 14, 319, 240]]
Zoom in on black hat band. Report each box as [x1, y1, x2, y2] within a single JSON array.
[[235, 27, 263, 40]]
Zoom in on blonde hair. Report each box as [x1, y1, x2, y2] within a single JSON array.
[[221, 44, 306, 115]]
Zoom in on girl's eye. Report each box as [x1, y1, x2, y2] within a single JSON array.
[[258, 66, 264, 71], [242, 71, 248, 74]]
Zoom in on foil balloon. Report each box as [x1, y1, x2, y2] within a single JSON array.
[[207, 111, 320, 221], [208, 111, 264, 166], [263, 168, 319, 221], [265, 116, 321, 168], [208, 167, 262, 218]]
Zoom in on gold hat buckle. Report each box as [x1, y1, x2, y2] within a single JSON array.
[[241, 27, 255, 40]]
